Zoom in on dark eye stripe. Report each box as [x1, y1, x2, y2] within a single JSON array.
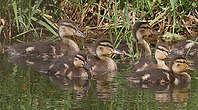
[[60, 24, 76, 31], [99, 44, 114, 49], [175, 61, 187, 64], [157, 47, 169, 53], [75, 55, 85, 62]]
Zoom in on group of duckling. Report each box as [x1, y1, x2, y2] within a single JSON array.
[[5, 19, 197, 89], [5, 19, 122, 80]]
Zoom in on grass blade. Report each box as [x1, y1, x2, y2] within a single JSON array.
[[31, 17, 58, 36]]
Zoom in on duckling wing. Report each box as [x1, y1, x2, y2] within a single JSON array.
[[5, 41, 65, 60], [85, 43, 97, 56], [48, 56, 73, 77], [124, 69, 171, 86], [132, 58, 155, 72], [87, 55, 100, 67]]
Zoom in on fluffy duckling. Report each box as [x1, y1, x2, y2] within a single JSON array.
[[170, 57, 193, 84], [132, 22, 154, 57], [48, 53, 91, 79], [88, 39, 123, 73], [124, 57, 193, 87], [6, 19, 86, 61], [132, 43, 171, 72]]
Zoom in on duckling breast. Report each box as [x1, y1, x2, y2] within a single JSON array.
[[174, 72, 191, 85], [91, 57, 117, 73]]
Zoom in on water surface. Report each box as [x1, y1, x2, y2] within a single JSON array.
[[1, 54, 198, 110]]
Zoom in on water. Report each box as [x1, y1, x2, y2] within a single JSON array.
[[1, 54, 198, 110]]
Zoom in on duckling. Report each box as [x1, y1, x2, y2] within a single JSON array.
[[132, 22, 154, 57], [132, 43, 171, 72], [88, 39, 123, 73], [48, 53, 91, 79], [170, 57, 193, 85], [6, 19, 86, 61], [170, 38, 198, 58], [124, 57, 193, 88]]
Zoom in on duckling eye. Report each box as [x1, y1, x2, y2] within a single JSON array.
[[176, 64, 180, 66], [74, 58, 78, 61], [99, 47, 103, 51]]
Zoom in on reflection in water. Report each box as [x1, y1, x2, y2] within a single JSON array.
[[154, 87, 190, 103], [49, 71, 119, 101], [93, 71, 118, 101], [1, 53, 198, 109], [95, 79, 118, 101], [126, 80, 191, 103], [6, 52, 51, 74], [171, 88, 190, 102], [49, 75, 90, 100]]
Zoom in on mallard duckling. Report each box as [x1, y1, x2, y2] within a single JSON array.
[[170, 38, 198, 58], [132, 43, 171, 72], [6, 19, 86, 61], [132, 22, 154, 57], [88, 39, 123, 73], [48, 53, 91, 79], [124, 57, 193, 87]]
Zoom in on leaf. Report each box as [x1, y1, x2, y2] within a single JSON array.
[[12, 1, 19, 32], [31, 17, 58, 36]]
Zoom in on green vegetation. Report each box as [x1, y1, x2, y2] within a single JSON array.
[[0, 0, 197, 44]]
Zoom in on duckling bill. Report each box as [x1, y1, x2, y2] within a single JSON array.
[[58, 19, 86, 38]]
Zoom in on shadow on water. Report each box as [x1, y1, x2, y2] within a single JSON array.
[[1, 53, 198, 109]]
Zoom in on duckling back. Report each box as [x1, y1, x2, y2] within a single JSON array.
[[124, 68, 173, 88]]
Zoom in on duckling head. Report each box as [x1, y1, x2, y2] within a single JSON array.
[[58, 20, 86, 39], [132, 22, 152, 43], [95, 39, 122, 58], [171, 57, 194, 74], [73, 53, 91, 70], [155, 43, 171, 60]]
